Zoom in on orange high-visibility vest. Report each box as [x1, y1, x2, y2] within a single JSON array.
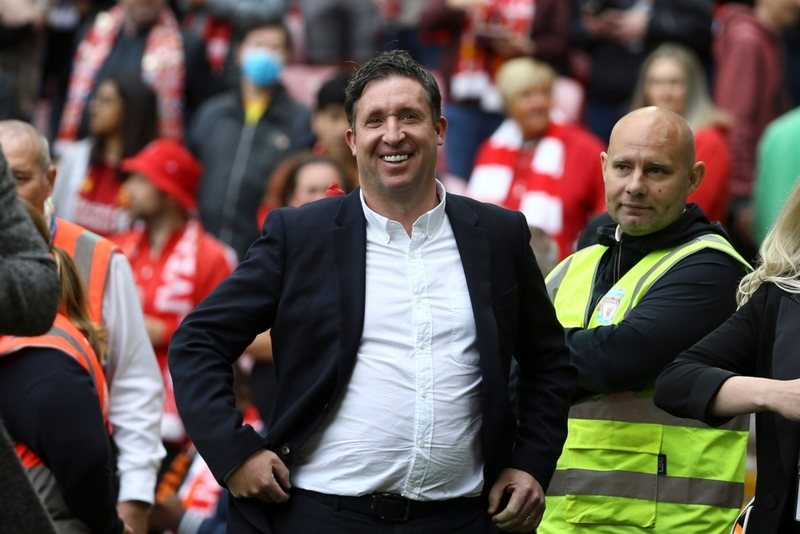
[[0, 314, 110, 468], [52, 217, 118, 324]]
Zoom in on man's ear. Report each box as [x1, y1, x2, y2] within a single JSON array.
[[46, 164, 56, 197], [345, 129, 356, 157], [688, 161, 705, 195]]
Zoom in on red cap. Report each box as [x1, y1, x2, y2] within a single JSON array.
[[121, 139, 203, 211]]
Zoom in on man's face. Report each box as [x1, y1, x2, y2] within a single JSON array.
[[508, 81, 552, 139], [313, 104, 350, 154], [237, 26, 290, 66], [345, 76, 446, 201], [0, 133, 53, 213], [123, 172, 166, 221], [601, 112, 703, 236], [119, 0, 165, 28]]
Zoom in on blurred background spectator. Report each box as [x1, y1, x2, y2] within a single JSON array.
[[297, 0, 380, 65], [189, 19, 314, 261], [112, 139, 237, 467], [0, 0, 47, 122], [713, 0, 798, 258], [379, 0, 446, 68], [569, 0, 714, 144], [57, 0, 184, 142], [52, 73, 158, 237], [310, 70, 357, 187], [630, 43, 732, 224], [752, 109, 800, 244], [467, 57, 605, 263], [421, 0, 569, 182]]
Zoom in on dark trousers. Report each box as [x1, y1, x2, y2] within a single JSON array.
[[270, 489, 501, 533]]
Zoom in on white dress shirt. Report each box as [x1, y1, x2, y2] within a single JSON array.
[[292, 182, 484, 500]]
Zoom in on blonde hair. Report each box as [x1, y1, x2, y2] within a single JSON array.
[[630, 43, 730, 131], [495, 57, 556, 110], [737, 178, 800, 306], [19, 199, 108, 363]]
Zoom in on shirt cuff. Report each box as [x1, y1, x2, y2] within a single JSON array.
[[117, 465, 159, 505]]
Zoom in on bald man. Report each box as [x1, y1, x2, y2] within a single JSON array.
[[538, 107, 752, 533]]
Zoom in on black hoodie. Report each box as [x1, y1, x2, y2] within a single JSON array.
[[566, 205, 750, 402]]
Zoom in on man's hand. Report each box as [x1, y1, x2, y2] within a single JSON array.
[[143, 315, 165, 347], [117, 501, 150, 534], [596, 8, 648, 44], [227, 449, 291, 503], [488, 468, 545, 532]]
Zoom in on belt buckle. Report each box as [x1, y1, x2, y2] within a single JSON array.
[[370, 493, 411, 522]]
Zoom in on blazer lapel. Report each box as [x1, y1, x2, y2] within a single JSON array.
[[331, 192, 367, 387]]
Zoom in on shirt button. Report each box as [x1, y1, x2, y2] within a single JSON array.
[[280, 443, 291, 455], [418, 440, 425, 448], [419, 342, 427, 349], [421, 390, 428, 398]]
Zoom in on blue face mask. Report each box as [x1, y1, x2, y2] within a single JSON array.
[[241, 48, 284, 88]]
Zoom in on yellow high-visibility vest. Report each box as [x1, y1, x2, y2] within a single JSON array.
[[539, 234, 751, 533]]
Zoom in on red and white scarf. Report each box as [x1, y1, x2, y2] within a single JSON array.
[[468, 119, 569, 254], [451, 0, 536, 112], [59, 5, 185, 141]]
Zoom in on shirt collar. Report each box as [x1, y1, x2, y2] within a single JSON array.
[[360, 180, 447, 243]]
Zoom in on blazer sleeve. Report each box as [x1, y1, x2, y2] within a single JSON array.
[[509, 211, 577, 489], [169, 209, 288, 483]]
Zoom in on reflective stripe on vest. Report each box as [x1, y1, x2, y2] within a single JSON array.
[[0, 314, 111, 469], [53, 218, 117, 324], [540, 234, 751, 532]]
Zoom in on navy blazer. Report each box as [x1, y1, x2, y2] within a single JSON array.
[[170, 190, 576, 533]]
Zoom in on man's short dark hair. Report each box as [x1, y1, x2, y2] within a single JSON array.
[[317, 71, 350, 111], [240, 18, 293, 53], [345, 50, 442, 130]]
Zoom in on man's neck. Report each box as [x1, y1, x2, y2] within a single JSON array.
[[145, 209, 188, 256], [241, 79, 274, 103], [363, 181, 440, 236]]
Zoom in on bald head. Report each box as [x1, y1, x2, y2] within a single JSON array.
[[0, 120, 51, 172], [0, 121, 56, 213], [610, 107, 695, 171], [601, 106, 705, 236]]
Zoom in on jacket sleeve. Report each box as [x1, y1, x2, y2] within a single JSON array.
[[509, 211, 577, 489], [0, 151, 59, 336], [565, 249, 744, 397], [169, 210, 287, 483], [102, 253, 166, 504], [530, 0, 569, 67], [654, 284, 767, 426], [0, 349, 124, 534]]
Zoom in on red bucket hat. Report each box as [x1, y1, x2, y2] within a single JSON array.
[[121, 139, 203, 211]]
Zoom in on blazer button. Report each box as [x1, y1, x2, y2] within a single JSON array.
[[280, 443, 291, 455], [763, 494, 777, 510]]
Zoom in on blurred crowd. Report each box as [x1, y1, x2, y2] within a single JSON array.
[[2, 0, 800, 532]]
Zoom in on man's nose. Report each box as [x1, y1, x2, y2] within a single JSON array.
[[625, 169, 647, 196], [382, 118, 406, 145]]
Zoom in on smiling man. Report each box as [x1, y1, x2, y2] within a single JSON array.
[[539, 106, 752, 533], [169, 50, 576, 534]]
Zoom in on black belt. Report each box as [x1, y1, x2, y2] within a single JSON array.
[[293, 488, 483, 522]]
